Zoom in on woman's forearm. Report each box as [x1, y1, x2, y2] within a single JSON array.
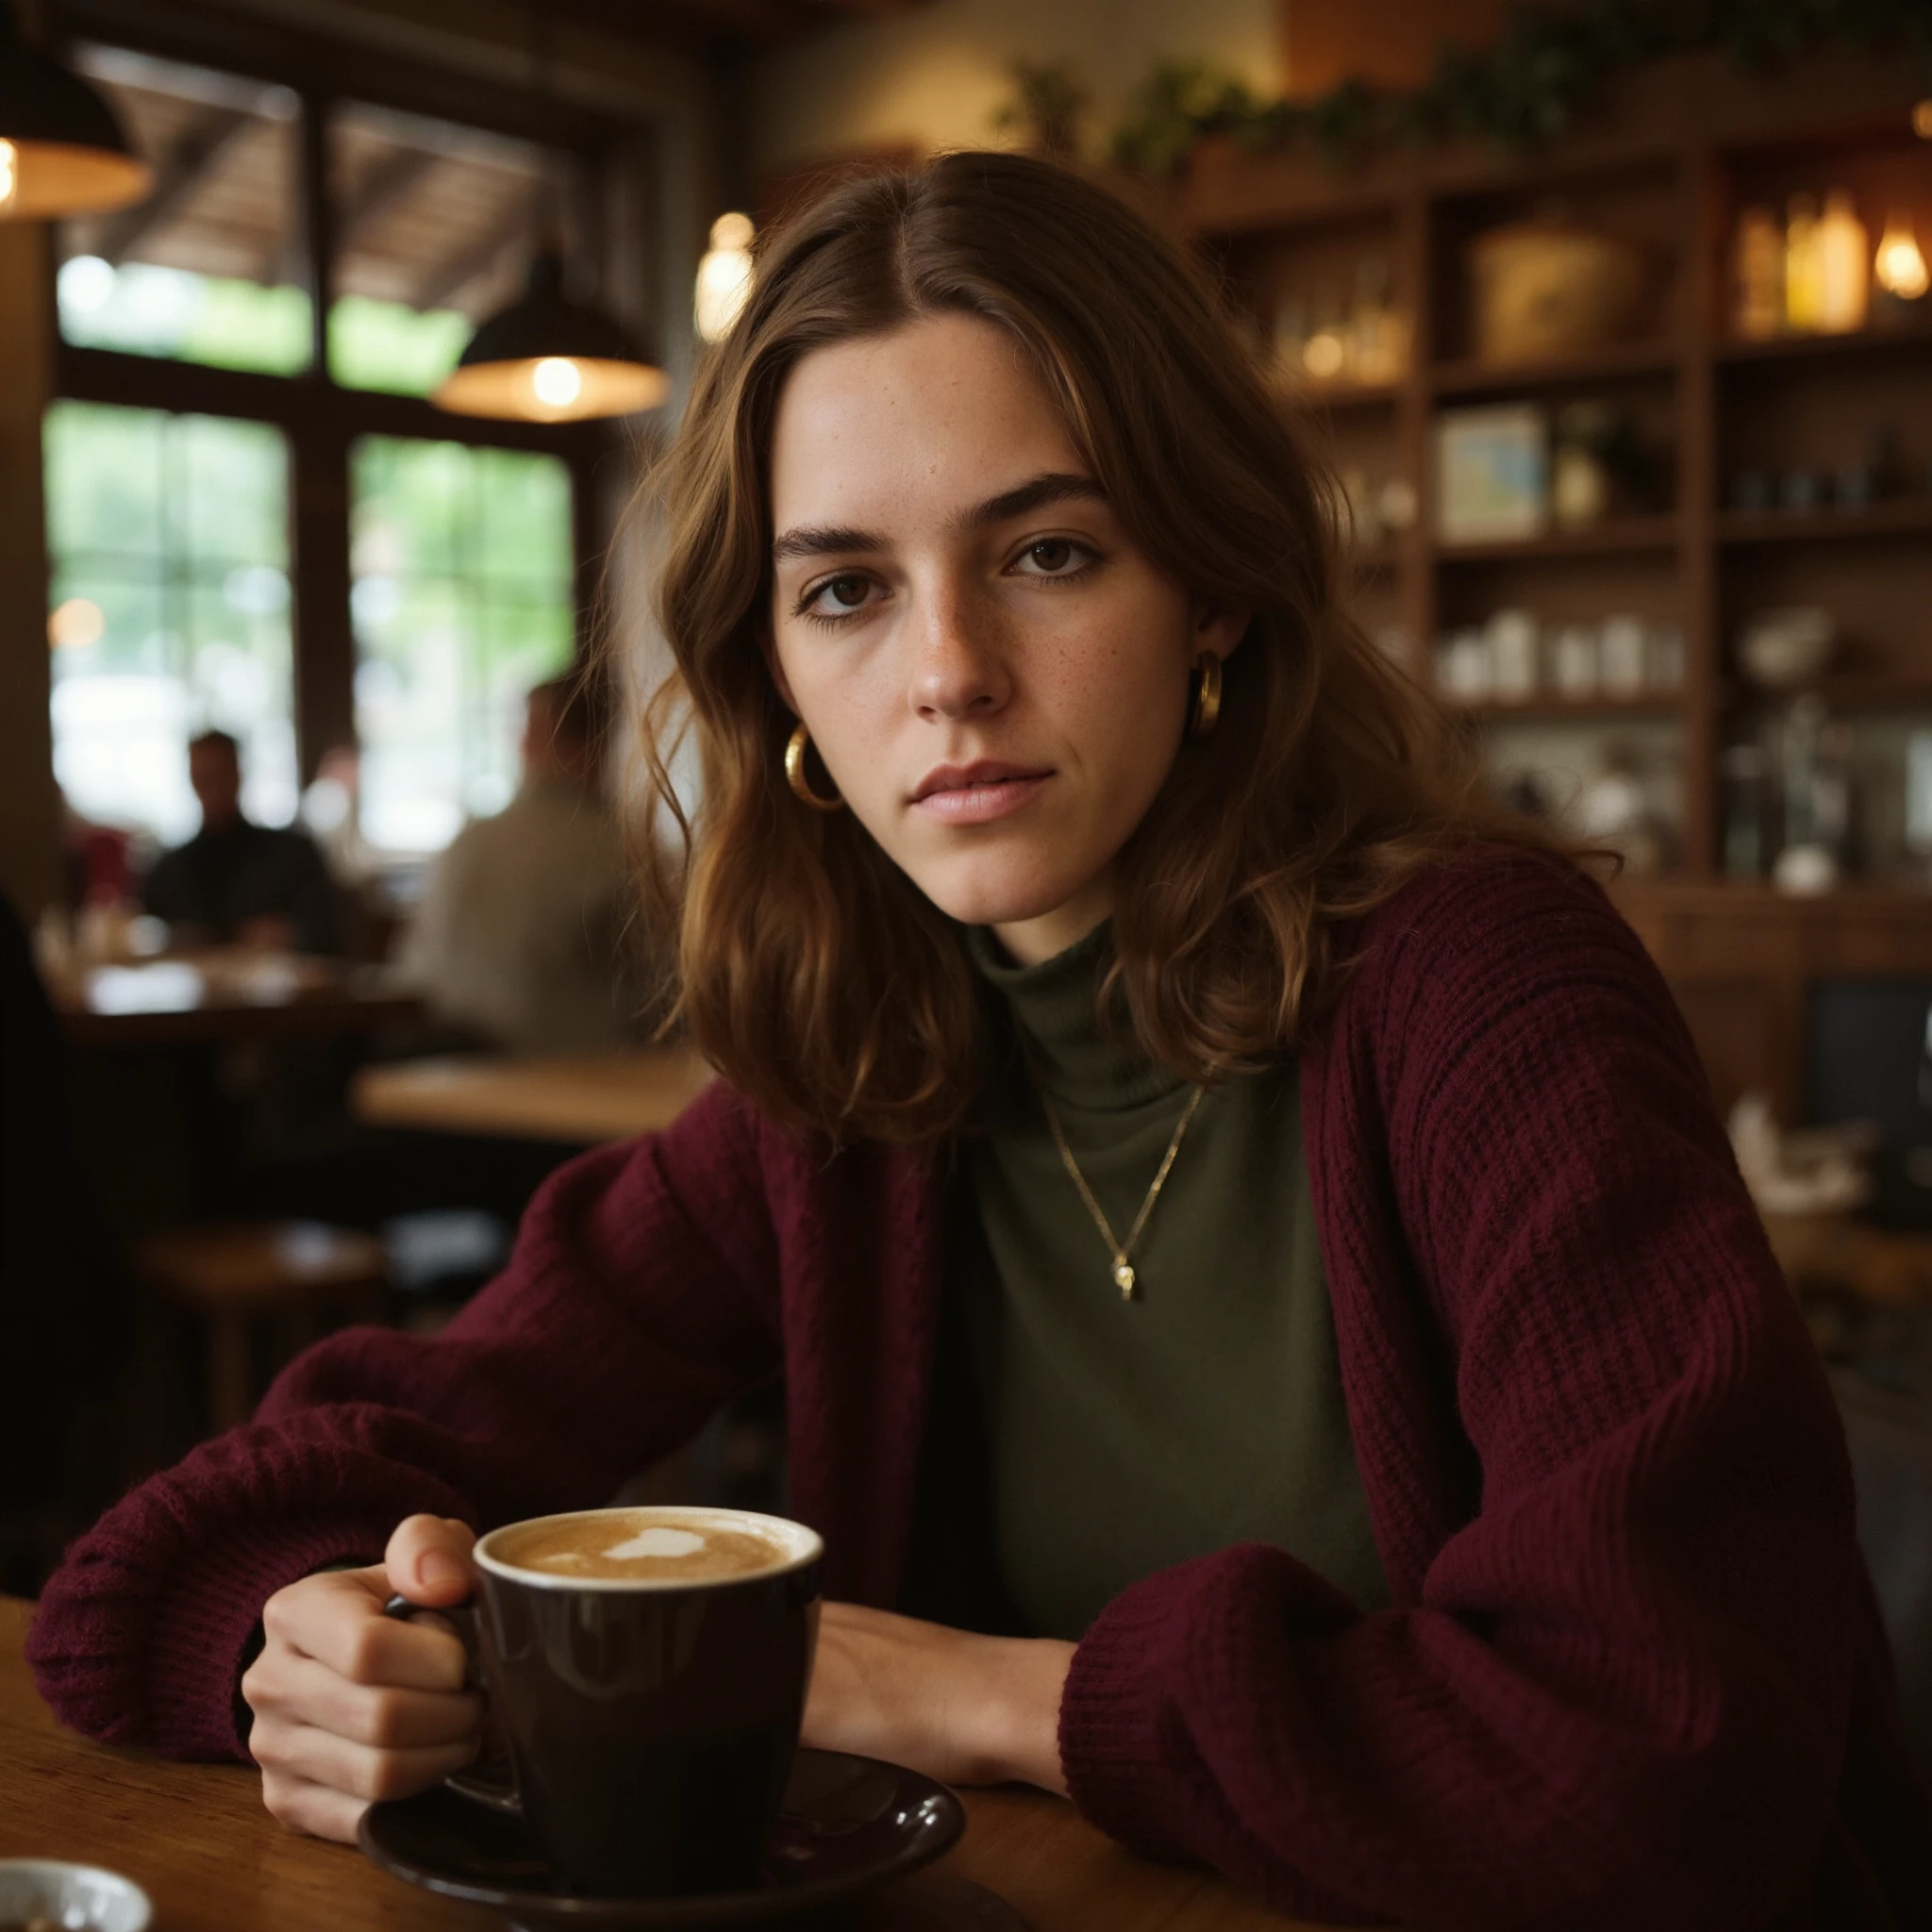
[[802, 1602, 1074, 1793], [969, 1634, 1076, 1794]]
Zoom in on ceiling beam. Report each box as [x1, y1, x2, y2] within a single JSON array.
[[337, 143, 446, 251], [92, 107, 255, 266], [410, 185, 544, 314]]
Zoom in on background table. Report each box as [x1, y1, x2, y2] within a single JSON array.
[[353, 1048, 714, 1144], [1, 1598, 1327, 1931], [52, 954, 421, 1051]]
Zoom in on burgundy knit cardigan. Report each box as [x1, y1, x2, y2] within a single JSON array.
[[27, 854, 1932, 1929]]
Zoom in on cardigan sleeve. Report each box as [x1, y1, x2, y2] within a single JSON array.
[[1057, 856, 1920, 1932], [27, 1078, 785, 1762]]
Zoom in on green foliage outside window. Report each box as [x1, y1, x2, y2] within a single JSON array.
[[45, 402, 296, 841], [328, 295, 474, 397], [58, 260, 313, 377], [351, 436, 575, 851]]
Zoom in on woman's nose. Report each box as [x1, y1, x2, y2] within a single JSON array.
[[909, 581, 1010, 721]]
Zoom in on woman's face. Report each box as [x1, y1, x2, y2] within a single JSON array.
[[766, 313, 1245, 966]]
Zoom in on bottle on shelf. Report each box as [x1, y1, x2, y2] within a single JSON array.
[[1722, 743, 1774, 880], [1302, 289, 1348, 383], [1784, 193, 1823, 333], [1347, 256, 1410, 385], [1732, 204, 1784, 340], [1815, 191, 1871, 334], [1773, 694, 1851, 892]]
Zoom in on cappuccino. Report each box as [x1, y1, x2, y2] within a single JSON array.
[[490, 1508, 795, 1584], [443, 1503, 824, 1895]]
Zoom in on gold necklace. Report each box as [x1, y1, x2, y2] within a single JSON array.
[[1031, 1075, 1206, 1302]]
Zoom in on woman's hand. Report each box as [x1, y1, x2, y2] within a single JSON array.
[[800, 1601, 1074, 1794], [241, 1515, 484, 1841]]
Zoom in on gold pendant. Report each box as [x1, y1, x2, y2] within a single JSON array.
[[1113, 1258, 1136, 1300]]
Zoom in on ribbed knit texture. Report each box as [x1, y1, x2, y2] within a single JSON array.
[[27, 853, 1931, 1928]]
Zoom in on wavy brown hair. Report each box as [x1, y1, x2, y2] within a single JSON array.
[[636, 150, 1557, 1143]]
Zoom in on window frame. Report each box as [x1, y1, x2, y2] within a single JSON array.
[[48, 0, 648, 789]]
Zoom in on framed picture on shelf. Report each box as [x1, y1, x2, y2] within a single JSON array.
[[1435, 403, 1550, 543]]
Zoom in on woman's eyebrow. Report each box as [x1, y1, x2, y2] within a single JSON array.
[[771, 473, 1107, 563], [772, 523, 880, 562], [957, 472, 1107, 531]]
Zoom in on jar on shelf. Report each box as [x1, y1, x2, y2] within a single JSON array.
[[1485, 608, 1540, 701], [1546, 623, 1599, 699]]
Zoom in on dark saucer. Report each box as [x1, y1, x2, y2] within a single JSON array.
[[359, 1747, 1008, 1929]]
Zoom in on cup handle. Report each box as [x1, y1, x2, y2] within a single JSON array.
[[382, 1592, 521, 1817]]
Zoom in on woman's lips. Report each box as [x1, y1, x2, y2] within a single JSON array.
[[910, 768, 1052, 824]]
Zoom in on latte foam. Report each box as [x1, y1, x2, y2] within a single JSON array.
[[489, 1509, 796, 1584]]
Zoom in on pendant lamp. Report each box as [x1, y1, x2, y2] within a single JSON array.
[[0, 1, 151, 221], [432, 246, 670, 424]]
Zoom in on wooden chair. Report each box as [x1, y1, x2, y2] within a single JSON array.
[[135, 1224, 388, 1434]]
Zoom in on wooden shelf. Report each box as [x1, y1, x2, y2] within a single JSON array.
[[1717, 500, 1932, 544], [1433, 517, 1680, 561], [1175, 46, 1932, 891], [1715, 321, 1932, 367], [1293, 379, 1404, 413], [1430, 340, 1679, 398], [1450, 694, 1684, 721], [1725, 675, 1932, 712]]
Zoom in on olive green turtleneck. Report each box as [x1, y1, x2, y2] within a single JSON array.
[[956, 921, 1389, 1641]]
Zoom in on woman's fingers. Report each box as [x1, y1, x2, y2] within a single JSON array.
[[251, 1709, 479, 1807], [385, 1514, 477, 1607], [259, 1767, 372, 1844], [261, 1570, 469, 1692], [244, 1647, 482, 1749], [248, 1529, 488, 1841]]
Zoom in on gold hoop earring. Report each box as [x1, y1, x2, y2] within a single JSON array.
[[784, 721, 844, 812], [1187, 653, 1223, 741]]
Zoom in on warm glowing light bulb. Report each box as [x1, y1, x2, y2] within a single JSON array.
[[694, 211, 756, 343], [530, 357, 582, 408], [1302, 329, 1346, 380], [1916, 99, 1932, 140], [1875, 210, 1929, 301], [0, 140, 18, 211]]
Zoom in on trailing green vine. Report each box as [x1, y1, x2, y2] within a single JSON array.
[[1108, 0, 1932, 177]]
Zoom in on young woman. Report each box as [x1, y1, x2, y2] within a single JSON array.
[[30, 153, 1928, 1929]]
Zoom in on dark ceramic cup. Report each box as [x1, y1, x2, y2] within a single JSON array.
[[390, 1506, 824, 1899]]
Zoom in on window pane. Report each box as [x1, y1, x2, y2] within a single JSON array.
[[352, 437, 575, 851], [46, 403, 296, 844], [328, 104, 550, 398], [56, 47, 311, 376]]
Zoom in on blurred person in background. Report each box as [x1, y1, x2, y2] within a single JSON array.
[[393, 675, 643, 1053], [143, 730, 341, 955]]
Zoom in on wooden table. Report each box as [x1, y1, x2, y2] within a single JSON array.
[[0, 1598, 1319, 1931], [353, 1049, 715, 1144], [52, 954, 420, 1050]]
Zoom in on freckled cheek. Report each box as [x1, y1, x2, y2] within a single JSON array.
[[789, 658, 905, 797], [1029, 611, 1187, 765]]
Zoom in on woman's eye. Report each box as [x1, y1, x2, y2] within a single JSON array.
[[1012, 538, 1091, 577], [799, 573, 875, 621]]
